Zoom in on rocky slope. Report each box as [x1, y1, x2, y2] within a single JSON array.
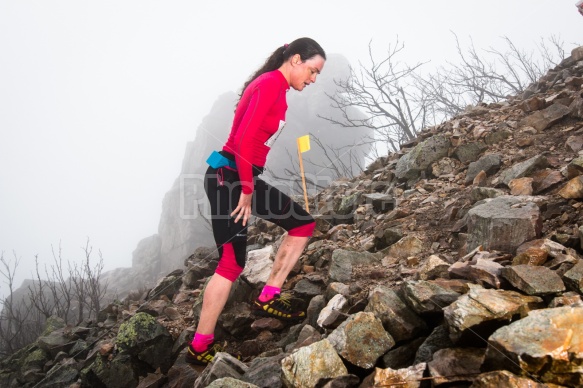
[[2, 47, 583, 387]]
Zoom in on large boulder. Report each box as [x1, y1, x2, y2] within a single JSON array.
[[281, 339, 348, 388], [483, 306, 583, 386], [115, 312, 174, 373], [364, 286, 427, 342], [194, 353, 249, 388], [443, 286, 544, 344], [498, 155, 549, 186], [326, 312, 394, 369], [395, 135, 451, 183], [466, 196, 542, 254], [519, 103, 571, 131], [329, 249, 380, 282]]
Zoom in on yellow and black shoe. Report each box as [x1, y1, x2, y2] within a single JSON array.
[[251, 293, 306, 321], [185, 343, 222, 366]]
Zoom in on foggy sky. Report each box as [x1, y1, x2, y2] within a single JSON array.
[[0, 0, 580, 290]]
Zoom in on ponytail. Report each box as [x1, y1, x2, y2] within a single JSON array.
[[239, 37, 326, 99]]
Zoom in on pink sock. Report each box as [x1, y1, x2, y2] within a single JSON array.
[[258, 285, 281, 302], [191, 332, 214, 352]]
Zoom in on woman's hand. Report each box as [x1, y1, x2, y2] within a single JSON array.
[[231, 192, 253, 226]]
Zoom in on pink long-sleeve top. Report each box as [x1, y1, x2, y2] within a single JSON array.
[[223, 70, 289, 194]]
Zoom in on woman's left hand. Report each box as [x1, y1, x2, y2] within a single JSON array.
[[231, 192, 253, 226]]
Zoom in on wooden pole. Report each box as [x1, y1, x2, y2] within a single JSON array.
[[297, 138, 310, 213]]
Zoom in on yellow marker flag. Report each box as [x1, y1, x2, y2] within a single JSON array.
[[297, 135, 310, 153], [296, 134, 310, 213]]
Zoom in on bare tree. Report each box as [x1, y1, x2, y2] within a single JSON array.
[[0, 252, 43, 356], [0, 240, 109, 356], [320, 38, 428, 154], [323, 35, 568, 153], [418, 34, 567, 118]]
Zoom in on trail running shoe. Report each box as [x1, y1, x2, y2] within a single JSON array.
[[252, 293, 306, 321], [184, 343, 222, 366]]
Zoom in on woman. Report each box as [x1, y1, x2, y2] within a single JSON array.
[[186, 37, 326, 365]]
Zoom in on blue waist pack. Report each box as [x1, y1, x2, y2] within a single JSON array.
[[206, 151, 237, 170]]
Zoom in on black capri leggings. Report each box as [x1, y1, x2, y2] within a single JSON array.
[[204, 162, 315, 275]]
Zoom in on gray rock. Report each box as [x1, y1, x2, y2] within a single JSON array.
[[499, 155, 549, 186], [37, 328, 78, 358], [136, 373, 167, 388], [448, 258, 505, 289], [431, 157, 461, 176], [206, 377, 259, 388], [485, 129, 512, 145], [183, 257, 219, 288], [471, 370, 548, 388], [325, 282, 351, 301], [42, 363, 79, 388], [465, 154, 502, 184], [194, 352, 249, 388], [242, 354, 285, 388], [334, 192, 362, 224], [395, 135, 451, 183], [81, 354, 139, 388], [567, 156, 583, 179], [501, 265, 566, 296], [549, 291, 583, 308], [483, 306, 583, 387], [400, 280, 460, 314], [116, 312, 174, 373], [427, 348, 485, 386], [361, 363, 426, 388], [414, 325, 454, 364], [167, 348, 199, 388], [453, 142, 488, 164], [137, 299, 169, 317], [317, 374, 360, 388], [317, 294, 348, 329], [470, 187, 505, 203], [327, 312, 395, 369], [374, 227, 403, 249], [362, 193, 395, 213], [364, 286, 427, 342], [418, 255, 450, 280], [147, 271, 183, 300], [241, 246, 274, 287], [293, 278, 323, 298], [443, 285, 544, 344], [281, 339, 348, 388], [566, 136, 583, 154], [572, 46, 583, 61], [467, 196, 542, 254], [563, 259, 583, 293], [329, 249, 381, 282], [306, 295, 326, 329], [519, 103, 571, 131], [386, 236, 423, 260]]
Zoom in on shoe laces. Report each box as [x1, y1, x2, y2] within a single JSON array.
[[209, 343, 223, 355], [273, 292, 294, 311]]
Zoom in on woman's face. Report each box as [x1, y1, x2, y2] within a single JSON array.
[[289, 54, 325, 91]]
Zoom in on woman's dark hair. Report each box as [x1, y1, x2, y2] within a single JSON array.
[[240, 37, 326, 97]]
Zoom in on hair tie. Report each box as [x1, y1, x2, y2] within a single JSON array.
[[284, 43, 289, 49]]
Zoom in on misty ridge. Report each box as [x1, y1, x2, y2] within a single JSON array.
[[0, 35, 573, 360]]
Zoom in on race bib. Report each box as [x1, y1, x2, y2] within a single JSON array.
[[264, 120, 286, 148]]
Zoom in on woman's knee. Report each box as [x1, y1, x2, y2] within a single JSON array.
[[214, 243, 244, 281]]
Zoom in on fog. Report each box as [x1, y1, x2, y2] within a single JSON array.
[[0, 0, 580, 291]]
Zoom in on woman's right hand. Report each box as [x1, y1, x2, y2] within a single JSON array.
[[231, 192, 253, 226]]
